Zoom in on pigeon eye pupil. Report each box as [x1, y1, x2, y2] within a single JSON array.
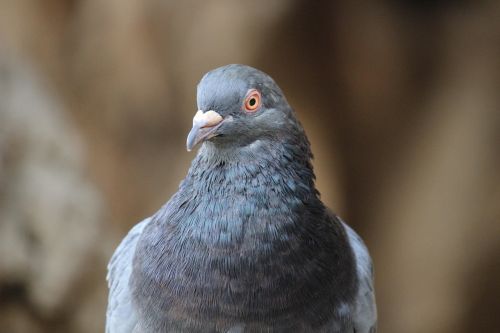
[[249, 98, 256, 106]]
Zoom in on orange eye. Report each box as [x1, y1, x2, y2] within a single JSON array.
[[243, 89, 261, 113]]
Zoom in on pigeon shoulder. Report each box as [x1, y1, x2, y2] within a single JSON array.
[[106, 217, 152, 333], [339, 216, 378, 333]]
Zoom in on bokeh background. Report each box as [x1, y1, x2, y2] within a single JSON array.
[[0, 1, 499, 332]]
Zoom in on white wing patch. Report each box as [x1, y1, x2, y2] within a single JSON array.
[[106, 218, 151, 333]]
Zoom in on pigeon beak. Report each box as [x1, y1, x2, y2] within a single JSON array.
[[186, 110, 224, 151]]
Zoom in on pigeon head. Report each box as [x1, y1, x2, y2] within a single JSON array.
[[186, 64, 297, 152]]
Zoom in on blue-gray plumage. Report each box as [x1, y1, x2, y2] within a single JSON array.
[[106, 64, 377, 332]]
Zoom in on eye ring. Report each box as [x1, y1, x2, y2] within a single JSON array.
[[243, 89, 261, 113]]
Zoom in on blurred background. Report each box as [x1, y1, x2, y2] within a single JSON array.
[[0, 0, 499, 332]]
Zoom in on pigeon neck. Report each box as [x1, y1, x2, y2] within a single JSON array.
[[191, 136, 317, 194]]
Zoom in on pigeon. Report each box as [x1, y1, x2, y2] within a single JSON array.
[[106, 64, 377, 333]]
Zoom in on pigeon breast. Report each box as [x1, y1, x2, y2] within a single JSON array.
[[130, 137, 358, 332]]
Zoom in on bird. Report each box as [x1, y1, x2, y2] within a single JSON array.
[[106, 64, 377, 333]]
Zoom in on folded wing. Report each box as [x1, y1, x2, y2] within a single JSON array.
[[106, 218, 151, 333]]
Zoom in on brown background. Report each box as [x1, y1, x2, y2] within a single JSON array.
[[0, 1, 499, 332]]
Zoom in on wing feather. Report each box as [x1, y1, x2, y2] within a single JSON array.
[[342, 221, 377, 333], [106, 218, 151, 333]]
